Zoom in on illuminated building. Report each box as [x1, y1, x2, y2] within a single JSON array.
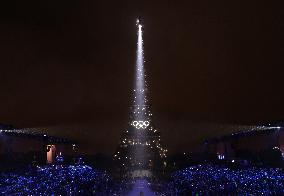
[[0, 125, 77, 165], [46, 144, 56, 164], [204, 125, 284, 162], [114, 19, 167, 176]]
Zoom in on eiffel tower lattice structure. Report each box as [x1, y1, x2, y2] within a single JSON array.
[[113, 19, 167, 177]]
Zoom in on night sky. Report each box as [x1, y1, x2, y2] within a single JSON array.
[[0, 0, 283, 154]]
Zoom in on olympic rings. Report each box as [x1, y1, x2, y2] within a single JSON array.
[[132, 121, 150, 129]]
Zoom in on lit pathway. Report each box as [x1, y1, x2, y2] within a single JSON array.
[[127, 179, 155, 196]]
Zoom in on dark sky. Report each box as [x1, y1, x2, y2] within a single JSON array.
[[0, 0, 283, 154]]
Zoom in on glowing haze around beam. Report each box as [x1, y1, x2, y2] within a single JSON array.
[[133, 20, 147, 120]]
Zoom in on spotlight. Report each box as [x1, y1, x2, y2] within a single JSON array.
[[136, 17, 143, 27]]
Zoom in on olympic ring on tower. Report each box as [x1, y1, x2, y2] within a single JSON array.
[[132, 121, 150, 129]]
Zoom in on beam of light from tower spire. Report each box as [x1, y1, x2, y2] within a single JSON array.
[[134, 21, 147, 121]]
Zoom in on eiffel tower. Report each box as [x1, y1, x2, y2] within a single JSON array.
[[114, 19, 167, 176]]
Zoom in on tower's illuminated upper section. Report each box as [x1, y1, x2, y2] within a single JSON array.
[[132, 18, 149, 125]]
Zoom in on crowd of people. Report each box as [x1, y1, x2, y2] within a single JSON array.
[[0, 164, 132, 195], [2, 162, 284, 195], [164, 164, 284, 195]]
